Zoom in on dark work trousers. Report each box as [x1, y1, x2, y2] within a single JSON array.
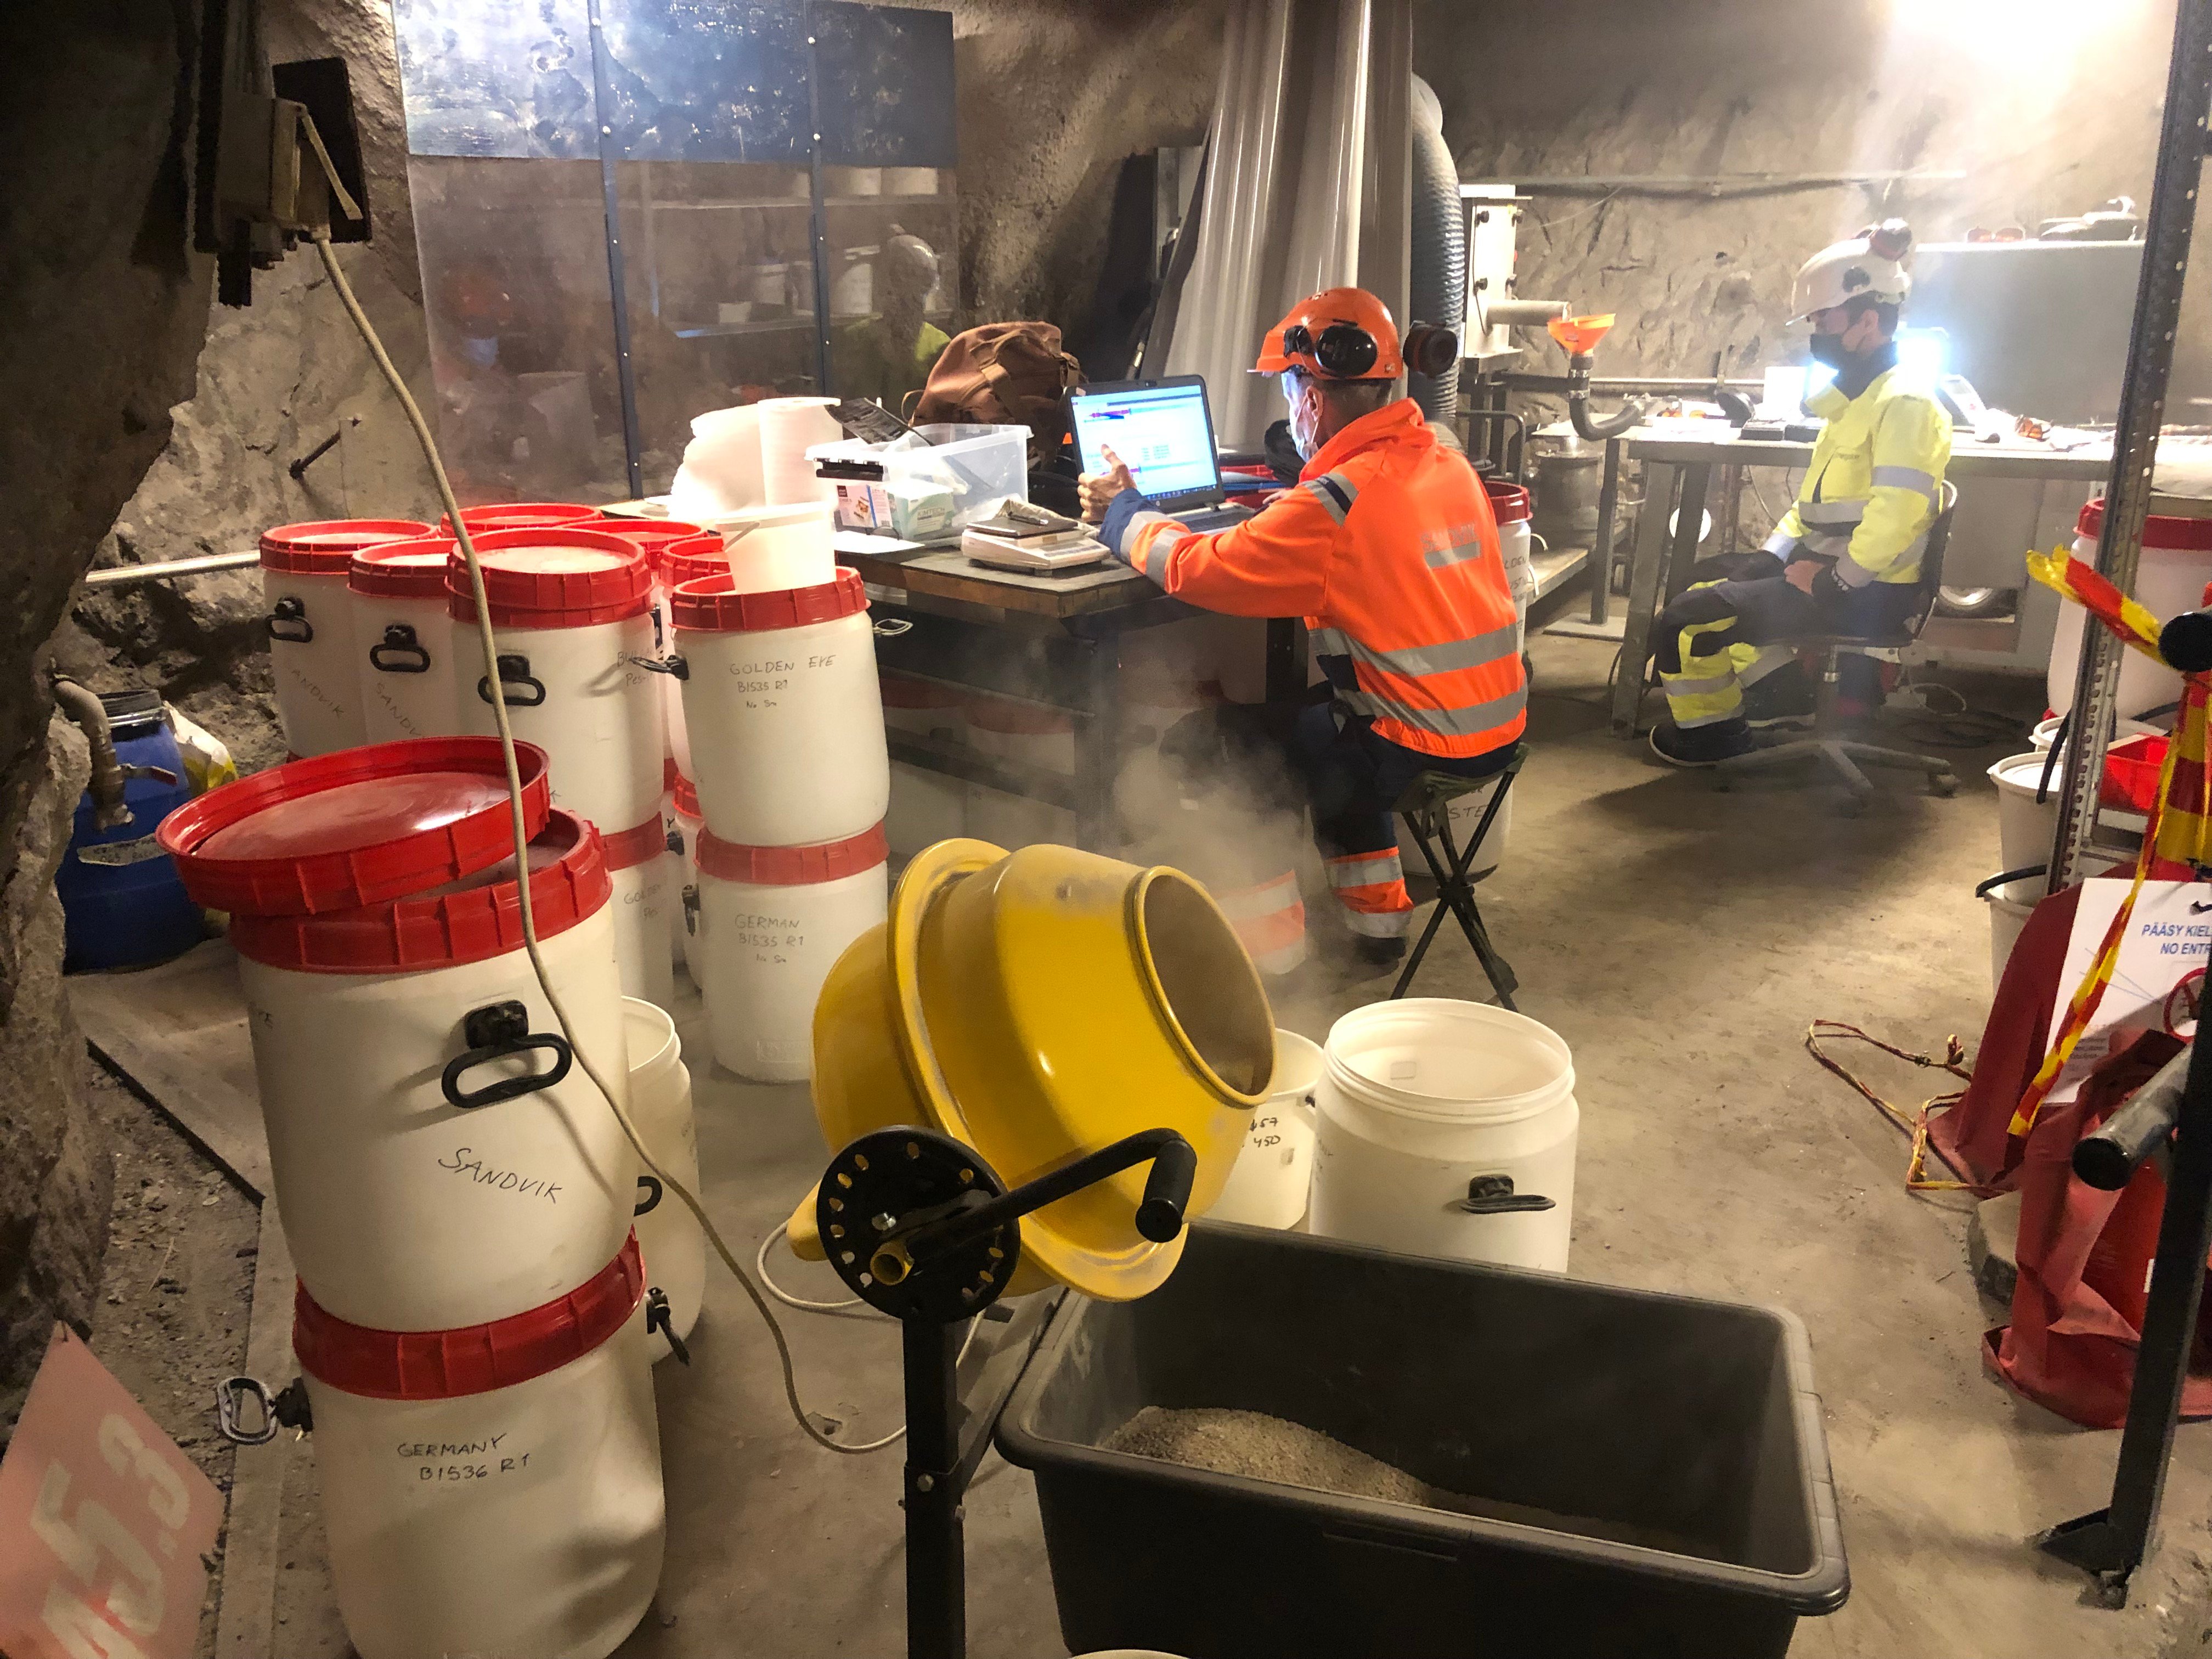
[[1653, 563, 1923, 710], [1164, 697, 1515, 860]]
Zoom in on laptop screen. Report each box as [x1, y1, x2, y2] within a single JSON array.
[[1069, 381, 1221, 505]]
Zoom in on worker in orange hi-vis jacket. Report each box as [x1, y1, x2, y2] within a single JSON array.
[[1080, 287, 1526, 971]]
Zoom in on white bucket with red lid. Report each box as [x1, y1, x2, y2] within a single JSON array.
[[441, 501, 599, 535], [623, 1000, 702, 1360], [654, 534, 732, 780], [1484, 480, 1539, 648], [293, 1232, 663, 1659], [670, 568, 890, 847], [691, 821, 888, 1082], [2049, 497, 2212, 720], [669, 772, 706, 988], [449, 527, 667, 837], [348, 534, 459, 744], [262, 519, 429, 756], [966, 696, 1077, 850], [603, 812, 675, 1009], [161, 739, 636, 1330]]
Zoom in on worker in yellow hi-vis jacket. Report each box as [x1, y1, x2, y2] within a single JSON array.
[[1649, 220, 1952, 768]]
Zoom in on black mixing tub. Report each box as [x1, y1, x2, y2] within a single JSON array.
[[996, 1222, 1847, 1659]]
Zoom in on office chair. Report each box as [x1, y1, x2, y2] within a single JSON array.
[[1712, 481, 1961, 811]]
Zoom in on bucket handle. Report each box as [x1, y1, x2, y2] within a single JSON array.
[[626, 653, 690, 681], [440, 1000, 573, 1110], [477, 653, 546, 708], [682, 884, 700, 935], [1976, 864, 2046, 899], [635, 1174, 663, 1215], [215, 1375, 312, 1445], [369, 623, 432, 674], [265, 596, 314, 644], [873, 618, 913, 639], [644, 1286, 691, 1365], [1457, 1174, 1556, 1216]]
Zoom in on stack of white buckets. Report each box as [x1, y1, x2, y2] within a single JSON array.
[[1211, 1005, 1580, 1276], [661, 509, 895, 1081], [1980, 497, 2212, 991], [159, 737, 699, 1659]]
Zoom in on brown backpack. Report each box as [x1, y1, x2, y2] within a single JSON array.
[[911, 322, 1084, 467]]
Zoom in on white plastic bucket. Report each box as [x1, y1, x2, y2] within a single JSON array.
[[708, 500, 838, 593], [655, 535, 734, 781], [2049, 500, 2212, 720], [623, 999, 703, 1360], [233, 811, 637, 1330], [693, 822, 889, 1082], [1983, 873, 2042, 993], [1393, 771, 1512, 879], [1209, 1030, 1325, 1229], [672, 568, 890, 847], [448, 527, 666, 837], [1989, 751, 2062, 872], [881, 673, 969, 856], [262, 520, 426, 755], [1308, 998, 1578, 1272], [966, 697, 1077, 850], [605, 814, 675, 1009], [2032, 713, 2159, 752], [295, 1236, 663, 1659], [349, 535, 461, 746], [1486, 481, 1538, 653], [671, 774, 706, 987]]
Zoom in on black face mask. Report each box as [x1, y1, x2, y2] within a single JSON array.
[[1807, 332, 1852, 369]]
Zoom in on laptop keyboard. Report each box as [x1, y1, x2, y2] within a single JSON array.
[[1174, 504, 1255, 533]]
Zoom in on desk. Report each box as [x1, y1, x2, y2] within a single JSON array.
[[1608, 432, 2113, 737], [836, 535, 1306, 849]]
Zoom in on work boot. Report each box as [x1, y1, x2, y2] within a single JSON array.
[[1742, 663, 1816, 729], [1649, 718, 1754, 768]]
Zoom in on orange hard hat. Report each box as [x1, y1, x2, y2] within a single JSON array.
[[1253, 287, 1403, 380]]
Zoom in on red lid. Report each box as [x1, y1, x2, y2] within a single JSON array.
[[155, 737, 552, 916], [695, 821, 887, 885], [671, 771, 701, 820], [261, 519, 433, 575], [600, 520, 707, 568], [446, 527, 654, 628], [967, 696, 1074, 737], [295, 1232, 642, 1400], [230, 809, 608, 972], [2078, 498, 2212, 551], [880, 672, 966, 710], [440, 502, 600, 534], [659, 533, 732, 591], [670, 567, 867, 633], [601, 812, 668, 872], [348, 534, 458, 598], [1484, 482, 1532, 524]]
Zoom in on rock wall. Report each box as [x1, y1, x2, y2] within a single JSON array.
[[0, 1, 213, 1429], [1414, 0, 2204, 401]]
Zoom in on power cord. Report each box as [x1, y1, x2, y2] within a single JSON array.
[[758, 1221, 866, 1314], [312, 230, 914, 1456]]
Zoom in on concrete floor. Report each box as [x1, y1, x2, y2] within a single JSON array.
[[270, 629, 2212, 1657]]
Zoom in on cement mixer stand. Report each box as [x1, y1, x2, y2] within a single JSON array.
[[815, 1124, 1199, 1659]]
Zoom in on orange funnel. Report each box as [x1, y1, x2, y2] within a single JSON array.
[[1549, 313, 1615, 357]]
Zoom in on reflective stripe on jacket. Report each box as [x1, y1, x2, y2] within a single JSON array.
[[1766, 366, 1951, 588], [1103, 398, 1525, 761]]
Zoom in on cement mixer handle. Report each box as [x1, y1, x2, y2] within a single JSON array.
[[1136, 1136, 1198, 1243], [2076, 1048, 2193, 1192]]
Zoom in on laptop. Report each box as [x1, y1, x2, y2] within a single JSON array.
[[1066, 375, 1256, 533]]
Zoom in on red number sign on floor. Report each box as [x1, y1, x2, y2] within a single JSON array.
[[0, 1324, 222, 1659]]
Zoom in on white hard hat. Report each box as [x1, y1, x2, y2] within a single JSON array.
[[1791, 221, 1914, 322]]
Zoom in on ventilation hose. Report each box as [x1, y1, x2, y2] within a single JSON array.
[[1408, 76, 1464, 428], [52, 674, 131, 828]]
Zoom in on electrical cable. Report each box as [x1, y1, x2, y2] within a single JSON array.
[[758, 1221, 866, 1314], [312, 230, 910, 1457]]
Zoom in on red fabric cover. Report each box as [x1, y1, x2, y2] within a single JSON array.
[[1925, 883, 2084, 1192], [1985, 1029, 2212, 1428]]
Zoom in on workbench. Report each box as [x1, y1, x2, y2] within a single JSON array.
[[1607, 430, 2114, 736], [834, 534, 1306, 849]]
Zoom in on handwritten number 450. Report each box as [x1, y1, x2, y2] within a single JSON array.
[[30, 1413, 193, 1657]]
